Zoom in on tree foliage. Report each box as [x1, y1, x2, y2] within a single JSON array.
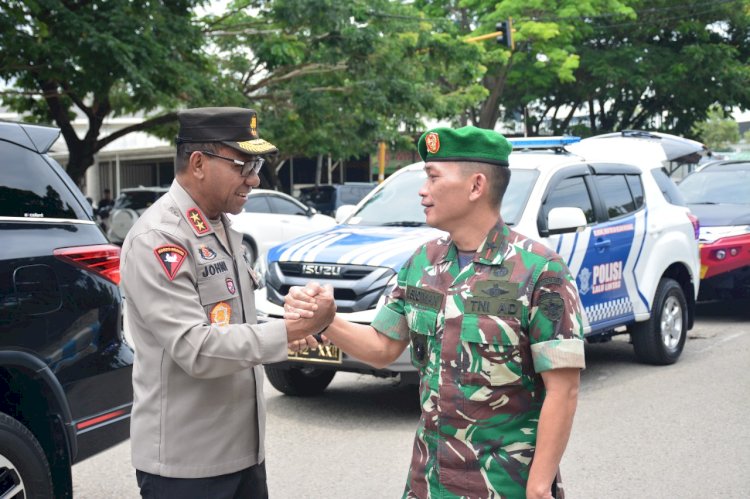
[[0, 0, 213, 184], [203, 0, 485, 179], [518, 0, 750, 137], [692, 105, 741, 150]]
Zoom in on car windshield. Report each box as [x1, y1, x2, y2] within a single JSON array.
[[679, 168, 750, 205], [348, 168, 539, 226], [114, 191, 165, 210]]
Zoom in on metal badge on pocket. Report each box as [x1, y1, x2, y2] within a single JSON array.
[[410, 331, 429, 367]]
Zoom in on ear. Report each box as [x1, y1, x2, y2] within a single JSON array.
[[187, 151, 207, 180], [468, 172, 487, 202]]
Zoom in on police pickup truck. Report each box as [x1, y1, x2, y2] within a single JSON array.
[[255, 134, 701, 396]]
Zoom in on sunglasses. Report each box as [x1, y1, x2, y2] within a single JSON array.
[[194, 150, 265, 177]]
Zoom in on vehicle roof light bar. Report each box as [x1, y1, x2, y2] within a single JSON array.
[[508, 136, 581, 149]]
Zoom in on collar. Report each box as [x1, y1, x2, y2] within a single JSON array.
[[168, 180, 233, 238], [438, 217, 509, 266]]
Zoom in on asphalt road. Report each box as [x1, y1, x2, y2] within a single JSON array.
[[72, 299, 750, 498]]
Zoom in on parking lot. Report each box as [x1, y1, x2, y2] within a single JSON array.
[[73, 299, 750, 498]]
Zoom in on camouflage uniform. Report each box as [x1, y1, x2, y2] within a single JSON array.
[[372, 220, 585, 499]]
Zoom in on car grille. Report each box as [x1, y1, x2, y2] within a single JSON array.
[[266, 262, 395, 313]]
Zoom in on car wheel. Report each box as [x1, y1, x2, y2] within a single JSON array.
[[0, 412, 54, 498], [242, 239, 256, 266], [108, 208, 139, 243], [631, 278, 687, 365], [265, 365, 335, 396]]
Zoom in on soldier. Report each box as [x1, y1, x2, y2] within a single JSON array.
[[121, 107, 332, 498], [286, 126, 585, 499]]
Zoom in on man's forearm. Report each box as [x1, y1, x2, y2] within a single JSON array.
[[527, 369, 580, 498], [324, 316, 408, 369]]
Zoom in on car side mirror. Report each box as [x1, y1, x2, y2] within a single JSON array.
[[547, 207, 587, 235], [306, 206, 318, 216], [335, 204, 356, 223]]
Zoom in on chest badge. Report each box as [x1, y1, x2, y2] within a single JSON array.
[[154, 245, 187, 281], [198, 244, 217, 262], [210, 302, 231, 326], [226, 277, 236, 294]]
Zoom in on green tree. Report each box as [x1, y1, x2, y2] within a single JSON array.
[[530, 0, 750, 136], [0, 0, 214, 184], [205, 0, 485, 186], [693, 105, 740, 150]]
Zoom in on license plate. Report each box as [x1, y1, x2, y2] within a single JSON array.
[[287, 344, 342, 364]]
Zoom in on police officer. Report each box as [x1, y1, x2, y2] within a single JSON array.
[[286, 126, 585, 499], [121, 107, 333, 498]]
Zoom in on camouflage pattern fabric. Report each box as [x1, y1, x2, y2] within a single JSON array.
[[372, 220, 585, 498]]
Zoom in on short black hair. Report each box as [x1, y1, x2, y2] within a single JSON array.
[[175, 142, 221, 174], [461, 161, 511, 208]]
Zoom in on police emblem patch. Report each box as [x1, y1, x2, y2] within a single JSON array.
[[539, 292, 565, 321], [210, 301, 231, 326], [425, 132, 440, 154], [154, 245, 187, 281], [198, 244, 217, 262], [226, 277, 236, 294], [187, 208, 209, 235]]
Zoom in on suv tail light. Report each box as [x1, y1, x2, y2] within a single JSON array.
[[54, 244, 121, 285], [687, 213, 700, 240]]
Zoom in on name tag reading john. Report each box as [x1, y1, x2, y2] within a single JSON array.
[[405, 285, 443, 311]]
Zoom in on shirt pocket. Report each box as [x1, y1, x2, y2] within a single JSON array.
[[198, 276, 236, 308], [459, 314, 523, 387], [405, 305, 438, 373]]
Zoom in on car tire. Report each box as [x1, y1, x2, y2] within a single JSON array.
[[242, 239, 256, 266], [631, 278, 687, 365], [108, 208, 139, 242], [0, 412, 54, 499], [265, 365, 335, 396]]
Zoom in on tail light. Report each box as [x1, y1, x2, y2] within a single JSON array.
[[54, 244, 121, 285], [687, 213, 700, 240]]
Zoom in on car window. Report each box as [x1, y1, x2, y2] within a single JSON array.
[[543, 176, 596, 223], [0, 141, 85, 219], [114, 191, 165, 210], [338, 185, 374, 205], [594, 174, 639, 219], [268, 195, 308, 215], [625, 174, 644, 209], [244, 195, 271, 213], [678, 168, 750, 205], [652, 168, 687, 206]]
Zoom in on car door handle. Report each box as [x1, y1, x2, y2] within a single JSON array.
[[594, 238, 611, 251]]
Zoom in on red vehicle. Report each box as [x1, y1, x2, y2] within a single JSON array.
[[679, 160, 750, 300]]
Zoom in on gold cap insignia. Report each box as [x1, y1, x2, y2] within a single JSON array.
[[425, 132, 440, 154]]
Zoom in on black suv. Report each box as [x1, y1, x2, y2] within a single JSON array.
[[0, 121, 133, 497], [298, 183, 375, 217]]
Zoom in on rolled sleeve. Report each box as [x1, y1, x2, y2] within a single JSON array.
[[531, 338, 585, 372], [371, 304, 409, 341]]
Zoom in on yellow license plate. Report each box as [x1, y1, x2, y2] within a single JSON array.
[[287, 344, 342, 365]]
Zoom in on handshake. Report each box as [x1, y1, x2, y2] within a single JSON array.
[[283, 282, 337, 351]]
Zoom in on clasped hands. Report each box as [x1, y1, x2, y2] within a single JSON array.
[[284, 282, 336, 352]]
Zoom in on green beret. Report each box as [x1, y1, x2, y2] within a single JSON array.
[[177, 107, 278, 156], [418, 125, 512, 166]]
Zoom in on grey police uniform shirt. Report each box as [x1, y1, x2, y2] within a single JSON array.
[[121, 179, 288, 478]]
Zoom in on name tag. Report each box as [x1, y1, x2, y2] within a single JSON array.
[[405, 285, 443, 311], [466, 297, 522, 318]]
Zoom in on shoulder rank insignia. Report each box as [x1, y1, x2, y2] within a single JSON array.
[[154, 245, 187, 281], [210, 301, 231, 326], [187, 207, 210, 235]]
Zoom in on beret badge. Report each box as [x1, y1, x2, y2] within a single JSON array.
[[425, 132, 440, 154]]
